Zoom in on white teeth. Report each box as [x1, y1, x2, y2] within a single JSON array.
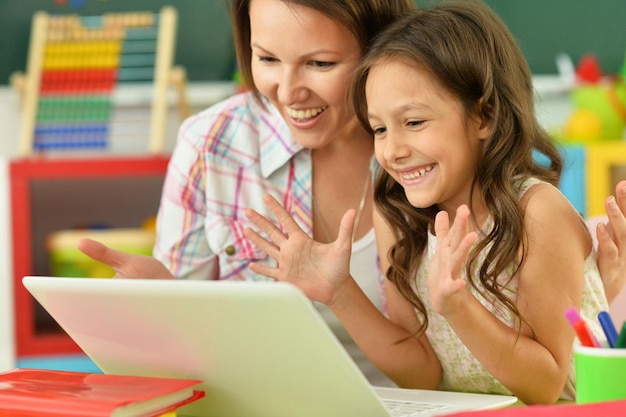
[[402, 165, 434, 179], [286, 106, 327, 120]]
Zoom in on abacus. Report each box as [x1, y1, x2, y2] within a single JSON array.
[[13, 6, 187, 156]]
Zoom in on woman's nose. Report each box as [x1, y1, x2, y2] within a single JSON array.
[[277, 67, 308, 104]]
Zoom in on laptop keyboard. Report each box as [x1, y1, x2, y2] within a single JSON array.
[[383, 399, 451, 416]]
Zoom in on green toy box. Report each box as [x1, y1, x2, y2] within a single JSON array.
[[47, 228, 156, 278]]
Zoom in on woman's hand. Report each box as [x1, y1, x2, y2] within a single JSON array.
[[77, 238, 174, 279], [597, 180, 626, 302], [428, 205, 478, 316], [244, 194, 356, 305]]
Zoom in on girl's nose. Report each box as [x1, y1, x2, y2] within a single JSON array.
[[382, 131, 411, 162], [277, 67, 308, 104]]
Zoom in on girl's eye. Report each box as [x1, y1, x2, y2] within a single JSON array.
[[407, 120, 425, 127], [372, 126, 386, 137], [310, 61, 335, 69]]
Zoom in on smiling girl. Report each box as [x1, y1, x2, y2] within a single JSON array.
[[244, 1, 608, 404]]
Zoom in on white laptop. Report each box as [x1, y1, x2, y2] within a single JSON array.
[[23, 276, 517, 417]]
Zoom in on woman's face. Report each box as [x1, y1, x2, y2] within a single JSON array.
[[249, 0, 362, 148]]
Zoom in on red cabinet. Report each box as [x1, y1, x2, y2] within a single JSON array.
[[11, 156, 169, 357]]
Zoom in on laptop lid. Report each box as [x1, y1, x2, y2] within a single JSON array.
[[23, 276, 517, 417]]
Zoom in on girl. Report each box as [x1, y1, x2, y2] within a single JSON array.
[[243, 1, 608, 404]]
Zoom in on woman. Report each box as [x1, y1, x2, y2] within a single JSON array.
[[79, 0, 414, 387]]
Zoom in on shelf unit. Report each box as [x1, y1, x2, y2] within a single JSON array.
[[11, 155, 169, 359]]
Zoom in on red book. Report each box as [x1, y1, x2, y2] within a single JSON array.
[[0, 368, 205, 417]]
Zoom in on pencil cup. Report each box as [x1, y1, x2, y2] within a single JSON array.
[[575, 346, 626, 403]]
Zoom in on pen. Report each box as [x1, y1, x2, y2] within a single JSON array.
[[598, 311, 619, 348], [617, 322, 626, 349], [564, 307, 601, 348]]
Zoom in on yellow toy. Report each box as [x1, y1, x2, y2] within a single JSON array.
[[563, 53, 626, 143]]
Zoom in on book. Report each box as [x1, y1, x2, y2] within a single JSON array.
[[0, 368, 205, 417]]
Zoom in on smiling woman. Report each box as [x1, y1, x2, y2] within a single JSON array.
[[77, 0, 416, 388]]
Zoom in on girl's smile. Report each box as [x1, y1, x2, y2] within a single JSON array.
[[365, 60, 489, 214]]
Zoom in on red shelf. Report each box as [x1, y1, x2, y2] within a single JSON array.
[[11, 155, 170, 356]]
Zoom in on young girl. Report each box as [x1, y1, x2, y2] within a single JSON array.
[[244, 1, 608, 404]]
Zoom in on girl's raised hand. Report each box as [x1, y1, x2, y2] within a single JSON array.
[[244, 194, 356, 305], [429, 205, 478, 316], [597, 180, 626, 302]]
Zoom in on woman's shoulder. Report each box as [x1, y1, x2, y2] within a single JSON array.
[[181, 91, 267, 131], [175, 92, 288, 156]]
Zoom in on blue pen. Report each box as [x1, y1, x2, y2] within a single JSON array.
[[598, 311, 618, 348]]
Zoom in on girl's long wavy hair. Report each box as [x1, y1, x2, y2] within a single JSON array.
[[351, 1, 563, 335]]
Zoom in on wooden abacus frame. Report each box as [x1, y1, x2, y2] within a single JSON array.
[[12, 6, 187, 156]]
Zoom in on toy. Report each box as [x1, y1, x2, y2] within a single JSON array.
[[562, 53, 626, 143], [11, 7, 188, 156]]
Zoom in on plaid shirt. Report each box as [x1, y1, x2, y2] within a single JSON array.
[[154, 92, 392, 385], [155, 92, 312, 281]]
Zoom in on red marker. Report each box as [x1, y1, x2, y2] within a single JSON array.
[[565, 307, 601, 347]]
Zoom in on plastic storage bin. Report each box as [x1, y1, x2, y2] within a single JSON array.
[[47, 228, 155, 278]]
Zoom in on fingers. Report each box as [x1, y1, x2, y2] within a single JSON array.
[[597, 222, 618, 261], [243, 226, 280, 259], [248, 261, 278, 281], [262, 194, 304, 238], [434, 206, 477, 279], [337, 209, 357, 248], [245, 205, 288, 247], [606, 184, 626, 250], [434, 210, 451, 241], [616, 180, 626, 216], [76, 238, 129, 270]]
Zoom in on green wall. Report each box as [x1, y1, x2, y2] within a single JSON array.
[[1, 0, 624, 84]]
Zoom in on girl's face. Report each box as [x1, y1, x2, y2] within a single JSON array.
[[249, 0, 363, 148], [366, 60, 490, 215]]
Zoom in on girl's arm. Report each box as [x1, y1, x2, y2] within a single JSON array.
[[433, 185, 586, 404], [597, 180, 626, 302], [244, 194, 441, 388]]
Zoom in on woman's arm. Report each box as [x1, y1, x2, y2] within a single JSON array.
[[77, 238, 174, 279], [244, 195, 441, 388]]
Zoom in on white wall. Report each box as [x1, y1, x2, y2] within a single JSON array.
[[0, 157, 15, 371]]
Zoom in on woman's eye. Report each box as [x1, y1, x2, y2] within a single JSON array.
[[258, 56, 278, 63], [310, 61, 335, 69]]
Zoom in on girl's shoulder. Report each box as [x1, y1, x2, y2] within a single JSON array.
[[518, 177, 589, 240], [518, 177, 574, 214]]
